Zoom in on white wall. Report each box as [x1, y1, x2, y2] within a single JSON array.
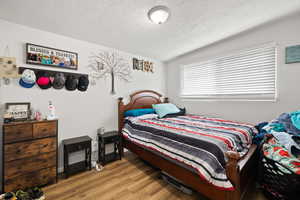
[[166, 12, 300, 124], [0, 19, 165, 171]]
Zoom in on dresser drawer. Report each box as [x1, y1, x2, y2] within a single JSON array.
[[4, 124, 33, 144], [33, 121, 57, 138], [4, 151, 56, 180], [4, 167, 56, 192], [4, 137, 57, 162]]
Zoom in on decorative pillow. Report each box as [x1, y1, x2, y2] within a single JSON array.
[[163, 108, 186, 118], [124, 108, 155, 117], [152, 103, 180, 118]]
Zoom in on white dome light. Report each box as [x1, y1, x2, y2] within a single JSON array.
[[148, 5, 170, 24]]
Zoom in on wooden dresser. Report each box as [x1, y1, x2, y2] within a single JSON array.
[[1, 120, 58, 193]]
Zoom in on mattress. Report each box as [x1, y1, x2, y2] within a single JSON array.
[[122, 114, 257, 190]]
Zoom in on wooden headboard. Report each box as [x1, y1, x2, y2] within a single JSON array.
[[118, 90, 168, 133]]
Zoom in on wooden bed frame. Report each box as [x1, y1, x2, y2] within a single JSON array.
[[118, 90, 258, 200]]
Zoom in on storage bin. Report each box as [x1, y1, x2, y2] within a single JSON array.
[[259, 153, 300, 200]]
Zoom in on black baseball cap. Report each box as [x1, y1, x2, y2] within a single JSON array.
[[53, 73, 66, 89], [78, 75, 89, 91], [65, 75, 78, 91]]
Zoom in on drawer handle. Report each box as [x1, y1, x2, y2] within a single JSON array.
[[16, 131, 21, 135], [16, 149, 21, 154], [42, 128, 47, 132]]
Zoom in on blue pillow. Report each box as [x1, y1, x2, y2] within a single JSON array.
[[152, 103, 180, 118], [124, 108, 155, 117]]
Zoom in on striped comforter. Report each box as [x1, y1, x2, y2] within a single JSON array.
[[122, 115, 257, 190]]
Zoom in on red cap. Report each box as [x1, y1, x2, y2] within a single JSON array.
[[37, 77, 50, 86]]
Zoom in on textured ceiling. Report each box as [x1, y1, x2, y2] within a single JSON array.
[[0, 0, 300, 61]]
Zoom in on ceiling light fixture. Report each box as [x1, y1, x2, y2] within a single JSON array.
[[148, 5, 170, 24]]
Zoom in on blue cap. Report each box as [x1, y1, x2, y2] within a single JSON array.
[[19, 78, 35, 88]]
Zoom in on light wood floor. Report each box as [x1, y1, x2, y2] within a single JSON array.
[[44, 153, 267, 200]]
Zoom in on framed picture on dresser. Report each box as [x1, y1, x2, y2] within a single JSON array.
[[5, 102, 30, 121]]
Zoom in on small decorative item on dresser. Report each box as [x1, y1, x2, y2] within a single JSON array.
[[34, 111, 42, 121], [5, 102, 30, 121], [98, 131, 122, 166], [46, 101, 56, 120], [62, 136, 92, 178], [3, 112, 13, 123]]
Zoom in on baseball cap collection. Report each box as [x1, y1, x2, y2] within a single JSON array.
[[19, 69, 89, 91]]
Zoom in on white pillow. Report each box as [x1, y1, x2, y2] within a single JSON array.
[[136, 114, 158, 119]]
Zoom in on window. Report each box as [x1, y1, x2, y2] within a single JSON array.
[[180, 43, 277, 101]]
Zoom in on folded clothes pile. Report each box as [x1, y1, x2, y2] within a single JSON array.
[[262, 111, 300, 158], [257, 110, 300, 174]]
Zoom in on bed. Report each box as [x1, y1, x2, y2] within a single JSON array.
[[118, 90, 258, 200]]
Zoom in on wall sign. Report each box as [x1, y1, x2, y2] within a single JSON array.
[[133, 58, 154, 73], [0, 57, 19, 78], [286, 45, 300, 64], [26, 43, 78, 70]]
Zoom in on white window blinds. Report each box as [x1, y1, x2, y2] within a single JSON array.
[[180, 43, 277, 100]]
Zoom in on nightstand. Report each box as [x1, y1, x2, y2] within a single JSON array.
[[62, 136, 92, 178], [98, 131, 122, 165]]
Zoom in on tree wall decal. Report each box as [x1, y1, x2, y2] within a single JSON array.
[[89, 51, 131, 94]]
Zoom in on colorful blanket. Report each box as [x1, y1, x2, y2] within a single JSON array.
[[122, 115, 257, 190]]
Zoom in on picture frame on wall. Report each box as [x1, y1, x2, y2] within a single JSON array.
[[286, 45, 300, 64], [26, 43, 78, 70], [5, 102, 31, 121]]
